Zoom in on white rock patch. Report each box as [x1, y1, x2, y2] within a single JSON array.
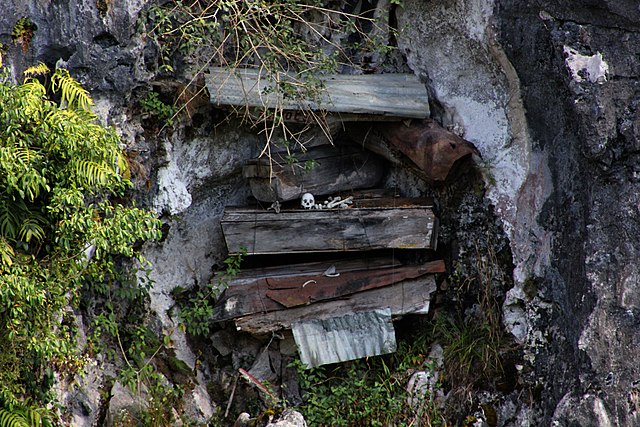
[[564, 46, 609, 84]]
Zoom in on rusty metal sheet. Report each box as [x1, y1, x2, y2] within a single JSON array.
[[265, 260, 445, 307], [292, 308, 396, 368], [379, 119, 480, 181]]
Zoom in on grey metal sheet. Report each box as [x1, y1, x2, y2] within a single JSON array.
[[292, 308, 396, 368]]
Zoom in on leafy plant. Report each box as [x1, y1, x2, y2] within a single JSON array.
[[139, 91, 177, 127], [293, 342, 447, 427], [0, 64, 162, 407], [178, 248, 246, 337], [0, 405, 53, 427], [12, 18, 37, 54]]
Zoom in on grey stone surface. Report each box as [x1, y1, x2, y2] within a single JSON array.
[[498, 1, 640, 425]]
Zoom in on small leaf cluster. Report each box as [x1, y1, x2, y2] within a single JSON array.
[[0, 64, 162, 406], [178, 248, 246, 337], [139, 91, 177, 127], [12, 18, 37, 54]]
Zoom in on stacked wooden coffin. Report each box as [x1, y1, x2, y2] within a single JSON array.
[[217, 184, 443, 367], [207, 68, 479, 367]]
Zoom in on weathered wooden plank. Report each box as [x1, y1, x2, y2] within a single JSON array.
[[221, 204, 438, 255], [265, 260, 445, 307], [243, 144, 385, 202], [206, 67, 430, 118], [234, 276, 438, 335], [215, 256, 401, 282], [212, 257, 402, 322]]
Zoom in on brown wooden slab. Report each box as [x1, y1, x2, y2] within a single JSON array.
[[234, 276, 438, 335], [265, 260, 445, 307], [221, 203, 438, 255], [212, 257, 402, 322]]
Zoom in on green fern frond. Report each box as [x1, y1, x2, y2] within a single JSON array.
[[70, 159, 116, 188], [0, 408, 29, 427], [51, 68, 93, 111], [0, 237, 14, 270], [0, 205, 20, 240], [0, 405, 53, 427], [13, 147, 33, 165], [18, 218, 45, 244], [23, 63, 50, 78]]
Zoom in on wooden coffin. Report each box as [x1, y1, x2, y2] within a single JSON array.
[[220, 197, 438, 255], [235, 276, 438, 335], [211, 257, 444, 334], [206, 67, 430, 119], [243, 144, 385, 202]]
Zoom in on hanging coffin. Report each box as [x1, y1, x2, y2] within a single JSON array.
[[206, 67, 430, 119], [220, 197, 438, 255], [211, 256, 444, 335], [243, 143, 385, 203]]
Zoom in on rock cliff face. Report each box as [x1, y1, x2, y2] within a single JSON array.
[[498, 1, 640, 425], [2, 0, 640, 425]]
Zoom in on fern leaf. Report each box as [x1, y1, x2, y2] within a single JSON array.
[[51, 68, 94, 111], [0, 237, 14, 270], [70, 159, 117, 188], [0, 205, 20, 240], [18, 218, 45, 244], [0, 408, 29, 427], [23, 63, 50, 78]]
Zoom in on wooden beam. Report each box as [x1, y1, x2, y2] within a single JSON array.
[[206, 67, 430, 118], [212, 257, 403, 322], [266, 260, 445, 307]]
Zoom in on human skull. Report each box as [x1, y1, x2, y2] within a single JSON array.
[[301, 193, 315, 209]]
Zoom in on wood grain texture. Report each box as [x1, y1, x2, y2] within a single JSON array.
[[206, 67, 429, 118], [212, 257, 402, 321], [221, 204, 438, 255], [234, 276, 438, 334], [265, 260, 445, 307]]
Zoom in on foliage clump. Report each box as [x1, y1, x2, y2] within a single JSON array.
[[294, 341, 446, 427], [142, 0, 396, 150], [12, 18, 37, 54], [0, 64, 161, 407]]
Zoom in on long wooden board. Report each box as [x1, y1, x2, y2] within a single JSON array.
[[234, 276, 438, 335], [221, 202, 438, 255], [212, 257, 402, 322], [206, 67, 430, 118]]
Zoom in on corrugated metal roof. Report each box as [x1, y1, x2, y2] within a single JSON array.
[[292, 308, 396, 368]]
